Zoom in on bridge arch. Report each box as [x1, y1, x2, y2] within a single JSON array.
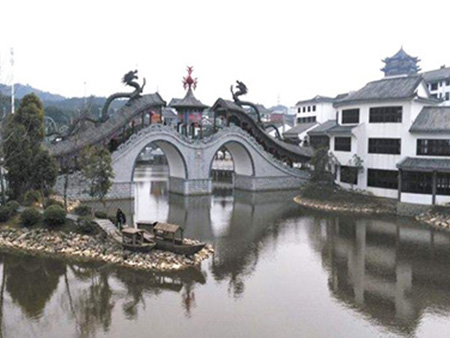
[[208, 140, 255, 178], [112, 129, 191, 184], [131, 140, 188, 182]]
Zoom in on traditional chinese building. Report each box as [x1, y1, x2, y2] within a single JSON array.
[[381, 47, 421, 77], [169, 67, 208, 137]]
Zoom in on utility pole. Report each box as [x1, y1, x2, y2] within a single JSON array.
[[10, 48, 14, 114]]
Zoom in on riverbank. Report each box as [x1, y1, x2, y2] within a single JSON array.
[[294, 183, 397, 215], [294, 182, 450, 233], [0, 227, 214, 272]]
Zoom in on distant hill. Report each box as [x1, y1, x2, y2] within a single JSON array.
[[0, 83, 66, 102], [0, 83, 126, 123]]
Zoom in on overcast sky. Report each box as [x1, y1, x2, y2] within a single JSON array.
[[1, 0, 449, 107]]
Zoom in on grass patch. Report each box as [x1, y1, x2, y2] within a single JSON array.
[[300, 182, 396, 211]]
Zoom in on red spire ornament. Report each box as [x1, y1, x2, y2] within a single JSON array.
[[182, 66, 198, 90]]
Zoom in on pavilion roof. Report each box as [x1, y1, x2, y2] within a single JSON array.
[[170, 88, 208, 110]]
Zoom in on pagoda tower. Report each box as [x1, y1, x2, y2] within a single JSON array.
[[170, 66, 208, 137], [381, 48, 421, 77]]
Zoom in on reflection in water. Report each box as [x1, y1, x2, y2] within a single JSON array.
[[307, 215, 450, 336], [1, 164, 450, 336]]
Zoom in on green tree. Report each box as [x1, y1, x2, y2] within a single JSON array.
[[310, 147, 338, 183], [32, 149, 59, 197], [81, 146, 114, 206], [2, 93, 58, 200]]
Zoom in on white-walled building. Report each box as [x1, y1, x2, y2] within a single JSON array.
[[422, 66, 450, 105], [284, 95, 338, 145], [299, 48, 450, 206]]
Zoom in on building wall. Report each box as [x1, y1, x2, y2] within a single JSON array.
[[331, 98, 444, 203], [295, 102, 336, 124], [426, 79, 450, 106]]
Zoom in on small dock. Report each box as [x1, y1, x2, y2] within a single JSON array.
[[93, 218, 122, 243]]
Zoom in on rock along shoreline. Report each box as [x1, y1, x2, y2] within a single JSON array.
[[294, 194, 450, 232], [293, 196, 395, 215], [0, 227, 214, 272]]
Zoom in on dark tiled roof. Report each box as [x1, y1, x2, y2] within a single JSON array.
[[397, 157, 450, 172], [295, 95, 335, 106], [334, 76, 423, 107], [170, 88, 208, 110], [283, 122, 318, 137], [48, 93, 166, 158], [410, 107, 450, 133], [307, 120, 337, 136], [334, 93, 349, 101], [211, 99, 246, 113], [327, 124, 357, 135], [422, 67, 450, 83]]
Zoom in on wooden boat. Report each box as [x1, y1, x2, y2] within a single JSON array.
[[121, 228, 156, 253], [136, 221, 206, 256]]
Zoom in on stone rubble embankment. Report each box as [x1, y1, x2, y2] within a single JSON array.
[[0, 227, 214, 271], [415, 211, 450, 230], [293, 196, 393, 215]]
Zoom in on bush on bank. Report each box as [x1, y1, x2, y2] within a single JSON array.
[[21, 208, 42, 227], [43, 205, 66, 227]]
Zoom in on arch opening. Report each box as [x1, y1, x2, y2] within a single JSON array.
[[210, 141, 255, 189], [131, 140, 188, 182]]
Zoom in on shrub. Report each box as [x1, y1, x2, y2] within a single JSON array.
[[6, 201, 20, 216], [23, 190, 42, 206], [43, 205, 66, 227], [21, 208, 42, 227], [77, 216, 96, 234], [44, 198, 64, 209], [0, 207, 11, 222], [94, 211, 108, 219], [74, 204, 92, 216]]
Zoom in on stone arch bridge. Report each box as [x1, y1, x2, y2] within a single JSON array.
[[112, 124, 309, 196]]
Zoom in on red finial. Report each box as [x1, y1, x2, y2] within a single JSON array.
[[182, 66, 198, 90]]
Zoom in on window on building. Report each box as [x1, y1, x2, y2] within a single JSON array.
[[431, 94, 438, 99], [367, 169, 398, 189], [334, 137, 351, 152], [369, 106, 402, 123], [368, 138, 401, 154], [342, 109, 360, 124], [446, 80, 450, 86], [307, 106, 311, 112], [446, 92, 450, 101], [303, 107, 306, 112], [402, 171, 432, 194], [312, 105, 316, 112], [431, 82, 438, 91], [297, 108, 301, 113], [340, 166, 358, 185], [417, 139, 450, 156], [297, 116, 317, 124], [436, 173, 450, 195]]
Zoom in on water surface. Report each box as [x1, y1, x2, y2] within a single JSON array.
[[1, 165, 450, 337]]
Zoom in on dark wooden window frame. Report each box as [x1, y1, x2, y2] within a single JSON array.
[[367, 169, 398, 189], [417, 139, 450, 156], [334, 137, 351, 152], [342, 109, 360, 124], [368, 138, 401, 154], [369, 106, 402, 123]]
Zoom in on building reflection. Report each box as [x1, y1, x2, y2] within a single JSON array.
[[307, 215, 450, 335]]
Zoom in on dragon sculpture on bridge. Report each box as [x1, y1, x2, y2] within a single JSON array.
[[47, 70, 146, 142], [230, 80, 282, 139]]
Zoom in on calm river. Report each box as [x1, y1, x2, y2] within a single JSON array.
[[1, 164, 450, 337]]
